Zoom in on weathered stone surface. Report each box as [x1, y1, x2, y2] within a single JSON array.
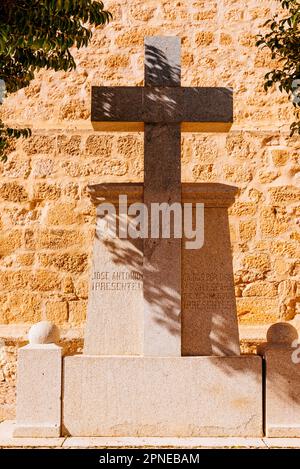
[[0, 182, 28, 202], [46, 302, 68, 324], [0, 421, 65, 447], [63, 355, 262, 437], [14, 344, 62, 438]]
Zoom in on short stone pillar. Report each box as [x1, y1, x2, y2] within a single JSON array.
[[13, 322, 62, 438], [259, 322, 300, 437]]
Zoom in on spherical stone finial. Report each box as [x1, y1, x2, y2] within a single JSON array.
[[266, 322, 298, 346], [28, 321, 60, 345]]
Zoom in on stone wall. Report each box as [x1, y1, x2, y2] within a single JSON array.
[[0, 0, 299, 418]]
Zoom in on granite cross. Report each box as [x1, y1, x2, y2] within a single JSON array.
[[90, 36, 233, 356]]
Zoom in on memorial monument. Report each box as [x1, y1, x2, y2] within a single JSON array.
[[14, 37, 263, 438]]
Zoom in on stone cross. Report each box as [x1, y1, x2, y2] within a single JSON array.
[[88, 36, 233, 357]]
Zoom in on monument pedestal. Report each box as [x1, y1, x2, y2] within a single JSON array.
[[62, 355, 262, 437], [63, 181, 257, 438], [85, 182, 240, 357]]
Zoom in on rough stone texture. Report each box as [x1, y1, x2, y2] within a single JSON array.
[[63, 355, 262, 437], [0, 0, 299, 416], [13, 344, 62, 437]]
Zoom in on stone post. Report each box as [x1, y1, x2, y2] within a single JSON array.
[[13, 322, 62, 438], [259, 322, 300, 437]]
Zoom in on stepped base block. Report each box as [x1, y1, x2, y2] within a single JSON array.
[[62, 356, 262, 437], [13, 424, 60, 438]]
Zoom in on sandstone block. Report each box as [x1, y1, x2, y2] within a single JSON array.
[[224, 164, 252, 183], [229, 202, 257, 216], [68, 300, 87, 325], [30, 270, 61, 292], [46, 202, 81, 225], [38, 253, 88, 274], [269, 186, 300, 203], [23, 136, 56, 155], [260, 207, 288, 236], [85, 135, 113, 158], [0, 292, 41, 324], [243, 253, 271, 272], [237, 297, 278, 324], [239, 220, 256, 241], [31, 158, 55, 178], [0, 230, 22, 256], [272, 149, 290, 166], [195, 32, 214, 46], [46, 302, 68, 324], [243, 281, 277, 298], [33, 183, 61, 201], [57, 135, 81, 155], [38, 228, 84, 249], [0, 182, 28, 202]]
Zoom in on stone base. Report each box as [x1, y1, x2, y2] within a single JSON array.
[[62, 355, 262, 437], [13, 424, 60, 438]]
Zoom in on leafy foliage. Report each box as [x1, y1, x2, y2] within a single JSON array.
[[256, 0, 300, 135], [0, 0, 112, 161]]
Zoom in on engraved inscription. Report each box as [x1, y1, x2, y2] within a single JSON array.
[[182, 272, 235, 311], [92, 270, 143, 292]]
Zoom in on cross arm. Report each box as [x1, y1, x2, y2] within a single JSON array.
[[182, 87, 233, 132], [91, 86, 233, 132]]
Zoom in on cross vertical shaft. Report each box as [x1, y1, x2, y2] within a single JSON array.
[[143, 37, 181, 356]]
